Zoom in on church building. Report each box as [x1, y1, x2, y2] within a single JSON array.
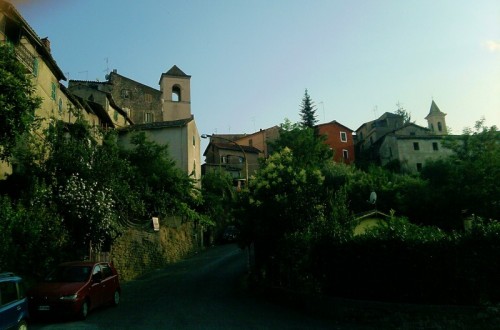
[[69, 65, 201, 182]]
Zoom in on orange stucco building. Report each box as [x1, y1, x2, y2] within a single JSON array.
[[316, 120, 355, 164]]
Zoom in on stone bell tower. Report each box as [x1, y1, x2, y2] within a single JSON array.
[[159, 65, 191, 121], [425, 100, 448, 135]]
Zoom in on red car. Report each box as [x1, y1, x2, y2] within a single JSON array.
[[28, 261, 121, 319]]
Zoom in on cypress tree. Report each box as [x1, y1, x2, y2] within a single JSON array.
[[299, 89, 318, 128]]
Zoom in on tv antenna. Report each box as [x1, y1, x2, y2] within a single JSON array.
[[318, 101, 325, 121], [103, 57, 110, 76]]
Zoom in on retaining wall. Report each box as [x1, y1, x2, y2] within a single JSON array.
[[110, 217, 201, 282]]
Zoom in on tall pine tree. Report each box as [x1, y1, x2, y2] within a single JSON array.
[[299, 89, 317, 128]]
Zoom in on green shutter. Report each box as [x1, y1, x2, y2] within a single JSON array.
[[51, 82, 56, 100], [33, 58, 39, 77], [58, 98, 63, 115]]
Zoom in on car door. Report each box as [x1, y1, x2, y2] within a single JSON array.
[[0, 280, 22, 329], [90, 264, 104, 308], [99, 263, 116, 304]]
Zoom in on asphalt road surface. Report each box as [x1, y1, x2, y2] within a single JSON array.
[[30, 244, 363, 329]]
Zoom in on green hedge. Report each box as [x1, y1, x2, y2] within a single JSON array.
[[271, 217, 500, 305]]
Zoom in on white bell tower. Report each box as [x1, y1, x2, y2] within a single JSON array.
[[425, 100, 447, 135]]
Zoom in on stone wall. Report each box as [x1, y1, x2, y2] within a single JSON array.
[[110, 217, 201, 282], [107, 71, 163, 125]]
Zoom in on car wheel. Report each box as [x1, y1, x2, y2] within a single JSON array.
[[79, 300, 89, 320], [17, 320, 28, 330], [112, 290, 120, 306]]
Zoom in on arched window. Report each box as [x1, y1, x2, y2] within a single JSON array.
[[437, 122, 443, 132], [172, 85, 181, 102]]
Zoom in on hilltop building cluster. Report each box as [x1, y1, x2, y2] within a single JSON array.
[[1, 0, 455, 184], [0, 1, 200, 182]]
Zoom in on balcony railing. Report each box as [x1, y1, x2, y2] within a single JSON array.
[[15, 42, 35, 73]]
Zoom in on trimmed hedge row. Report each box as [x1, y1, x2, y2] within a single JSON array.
[[272, 218, 500, 305]]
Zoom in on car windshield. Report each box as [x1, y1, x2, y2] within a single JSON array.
[[44, 265, 91, 283]]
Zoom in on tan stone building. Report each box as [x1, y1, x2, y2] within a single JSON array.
[[355, 101, 457, 173], [69, 70, 162, 125], [202, 138, 261, 188], [114, 67, 202, 183], [0, 1, 124, 130], [68, 65, 201, 182], [201, 127, 279, 188], [1, 0, 131, 179], [356, 112, 405, 153], [377, 123, 455, 172], [233, 126, 280, 159]]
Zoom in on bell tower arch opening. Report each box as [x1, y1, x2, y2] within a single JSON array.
[[425, 100, 447, 135], [159, 65, 192, 121], [172, 85, 181, 102]]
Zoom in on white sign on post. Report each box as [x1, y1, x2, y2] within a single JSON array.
[[152, 217, 160, 231]]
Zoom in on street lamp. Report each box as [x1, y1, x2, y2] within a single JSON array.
[[201, 134, 249, 184]]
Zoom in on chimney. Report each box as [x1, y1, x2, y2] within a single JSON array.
[[41, 37, 51, 53]]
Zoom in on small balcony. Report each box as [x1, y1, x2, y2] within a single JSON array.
[[11, 42, 35, 74]]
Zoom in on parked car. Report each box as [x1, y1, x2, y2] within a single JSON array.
[[0, 272, 29, 330], [27, 261, 120, 320], [222, 225, 240, 243]]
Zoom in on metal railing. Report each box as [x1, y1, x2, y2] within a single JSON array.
[[15, 42, 35, 73]]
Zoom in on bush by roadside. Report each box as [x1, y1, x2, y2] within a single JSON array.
[[266, 216, 500, 306]]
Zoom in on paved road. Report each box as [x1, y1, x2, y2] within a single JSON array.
[[30, 244, 364, 329]]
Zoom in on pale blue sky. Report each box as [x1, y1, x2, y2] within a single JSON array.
[[15, 0, 500, 145]]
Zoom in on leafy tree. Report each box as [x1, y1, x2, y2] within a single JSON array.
[[200, 170, 235, 242], [20, 119, 122, 255], [0, 183, 68, 277], [335, 164, 432, 228], [242, 147, 326, 277], [270, 119, 333, 168], [57, 173, 118, 253], [395, 101, 413, 124], [239, 146, 357, 286], [299, 89, 318, 128], [90, 131, 143, 225], [123, 132, 204, 224], [251, 147, 326, 234], [0, 43, 41, 161], [422, 119, 499, 226]]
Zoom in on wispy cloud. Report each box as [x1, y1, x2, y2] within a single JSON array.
[[483, 40, 500, 52]]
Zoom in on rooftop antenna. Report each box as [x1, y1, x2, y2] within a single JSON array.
[[373, 105, 378, 119], [103, 57, 110, 77], [318, 101, 325, 121]]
